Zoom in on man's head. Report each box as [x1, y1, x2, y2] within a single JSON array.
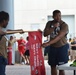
[[52, 10, 61, 22], [10, 36, 13, 40], [0, 11, 9, 28], [26, 36, 29, 41], [20, 36, 23, 40]]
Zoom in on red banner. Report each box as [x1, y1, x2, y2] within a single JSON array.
[[29, 31, 46, 75]]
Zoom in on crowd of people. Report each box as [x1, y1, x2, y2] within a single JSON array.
[[68, 37, 76, 61], [7, 35, 30, 65]]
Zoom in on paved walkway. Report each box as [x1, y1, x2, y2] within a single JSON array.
[[6, 60, 73, 75]]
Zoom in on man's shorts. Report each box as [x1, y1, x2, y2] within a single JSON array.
[[44, 46, 50, 56], [48, 43, 69, 66], [24, 50, 30, 56]]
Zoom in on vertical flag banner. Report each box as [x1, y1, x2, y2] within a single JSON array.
[[29, 31, 46, 75]]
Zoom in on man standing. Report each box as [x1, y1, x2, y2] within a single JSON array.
[[7, 36, 16, 65], [0, 11, 9, 75], [25, 36, 30, 65], [17, 37, 26, 64], [42, 10, 69, 75], [0, 11, 23, 75]]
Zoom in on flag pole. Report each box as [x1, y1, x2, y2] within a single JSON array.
[[6, 30, 37, 34]]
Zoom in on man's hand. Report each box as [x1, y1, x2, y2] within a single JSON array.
[[19, 29, 25, 34], [38, 29, 42, 33], [42, 42, 50, 47]]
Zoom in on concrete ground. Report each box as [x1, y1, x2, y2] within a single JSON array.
[[6, 60, 73, 75]]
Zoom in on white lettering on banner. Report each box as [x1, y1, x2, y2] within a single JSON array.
[[34, 56, 36, 68], [40, 60, 42, 66], [32, 66, 34, 71], [33, 44, 36, 55], [37, 54, 39, 66], [31, 43, 41, 68], [35, 69, 38, 74], [36, 43, 39, 66], [34, 35, 36, 40]]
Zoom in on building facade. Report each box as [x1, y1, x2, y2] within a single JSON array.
[[14, 0, 76, 39]]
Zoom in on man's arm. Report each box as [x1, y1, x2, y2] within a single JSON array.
[[42, 31, 66, 47], [44, 28, 55, 37], [44, 21, 59, 37], [6, 29, 24, 34], [71, 44, 76, 46], [44, 21, 55, 36]]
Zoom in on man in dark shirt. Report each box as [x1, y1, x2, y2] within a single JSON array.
[[42, 10, 69, 75]]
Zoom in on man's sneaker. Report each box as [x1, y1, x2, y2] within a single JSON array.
[[21, 62, 24, 65]]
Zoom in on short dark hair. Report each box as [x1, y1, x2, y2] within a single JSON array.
[[53, 10, 61, 17], [0, 11, 9, 23]]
